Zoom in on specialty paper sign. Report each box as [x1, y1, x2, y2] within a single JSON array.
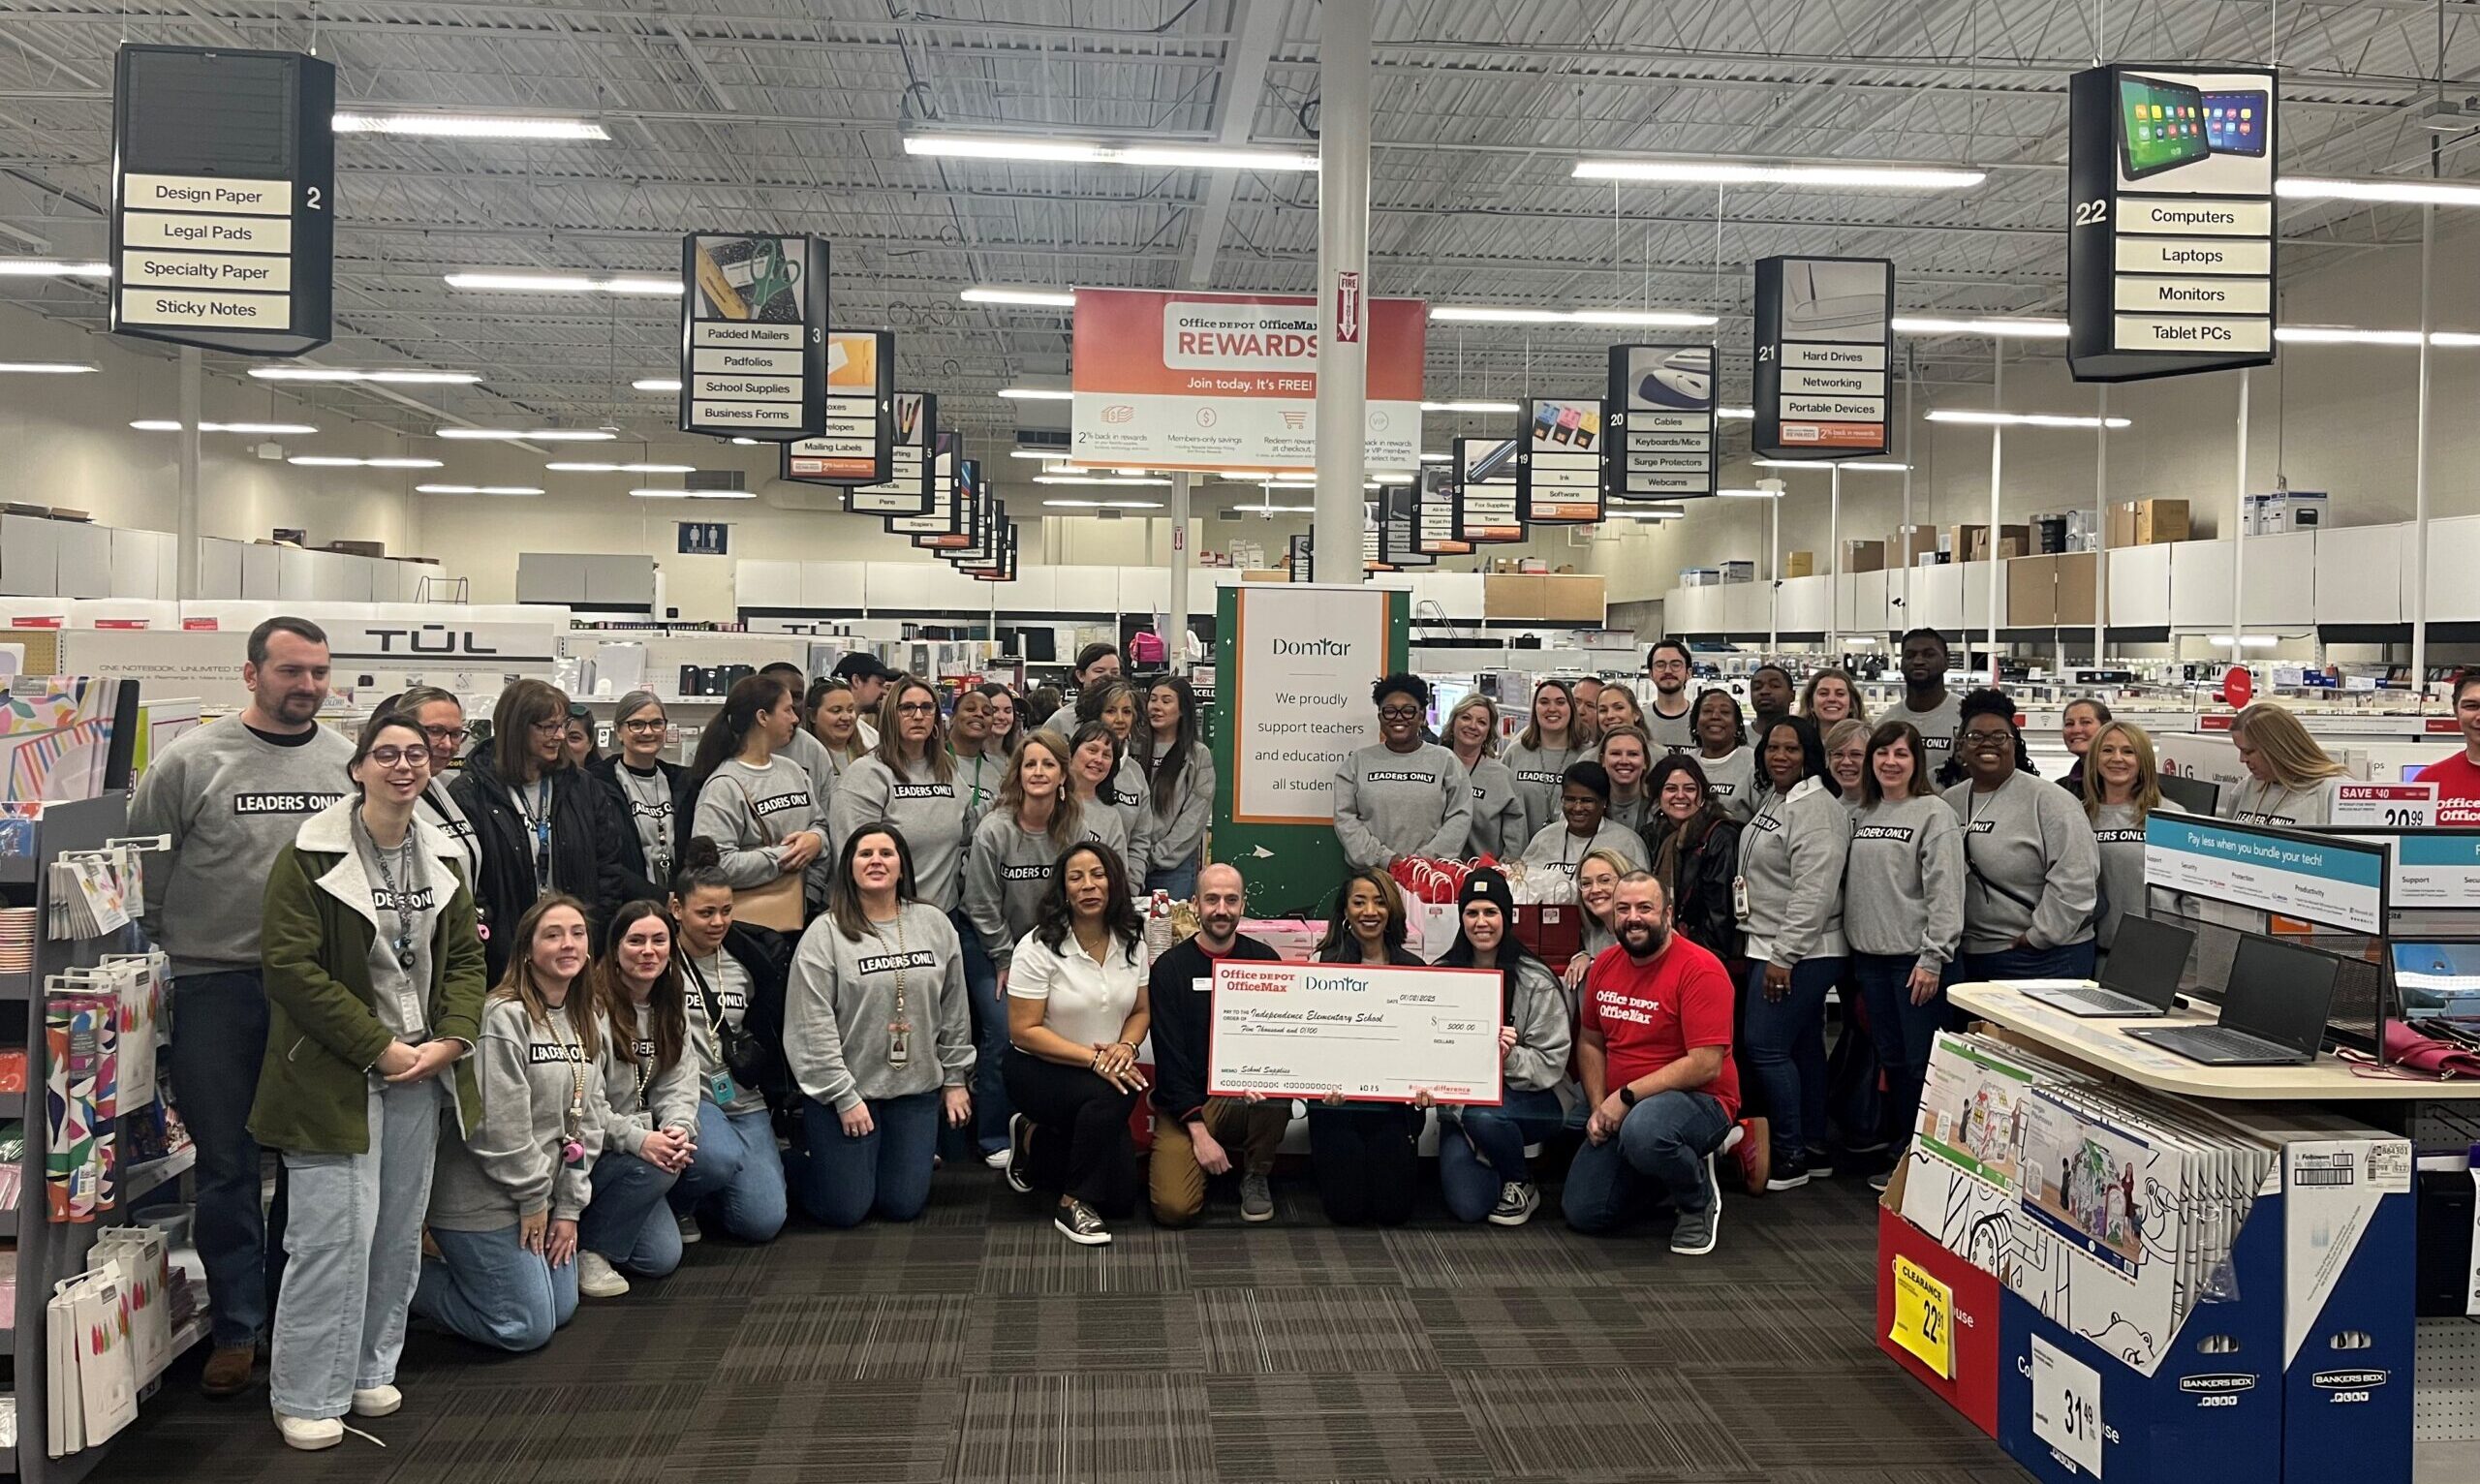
[[109, 45, 334, 355], [840, 392, 936, 515], [1516, 398, 1606, 524], [2067, 63, 2278, 381], [1607, 344, 1719, 501], [1228, 583, 1388, 824], [781, 330, 893, 484], [1206, 958, 1504, 1104], [2143, 814, 2384, 933], [1413, 471, 1472, 555], [677, 232, 829, 440], [1454, 437, 1523, 543], [1753, 256, 1893, 459], [1070, 288, 1425, 473]]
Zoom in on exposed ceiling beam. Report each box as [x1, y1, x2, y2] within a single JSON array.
[[1185, 0, 1286, 288]]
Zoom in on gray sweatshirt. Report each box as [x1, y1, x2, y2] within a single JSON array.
[[2091, 799, 2184, 950], [951, 749, 1005, 845], [1104, 754, 1155, 882], [691, 757, 825, 889], [599, 1000, 700, 1156], [1332, 742, 1472, 868], [963, 805, 1128, 967], [828, 753, 967, 911], [780, 725, 841, 820], [1642, 696, 1695, 753], [1740, 777, 1852, 966], [1607, 790, 1652, 835], [1140, 738, 1215, 874], [429, 995, 607, 1230], [1518, 819, 1650, 883], [1881, 694, 1963, 775], [128, 715, 355, 976], [1473, 955, 1574, 1093], [785, 901, 973, 1112], [1502, 741, 1589, 843], [1843, 795, 1967, 973], [1693, 748, 1758, 823], [681, 947, 763, 1114], [2224, 778, 2333, 828], [1460, 755, 1525, 860], [1942, 770, 2101, 953]]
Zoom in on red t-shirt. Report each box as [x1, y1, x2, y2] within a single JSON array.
[[2424, 750, 2480, 829], [1581, 935, 1740, 1121]]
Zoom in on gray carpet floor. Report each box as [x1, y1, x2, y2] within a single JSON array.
[[105, 1165, 2025, 1483]]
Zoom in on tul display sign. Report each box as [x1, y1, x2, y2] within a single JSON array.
[[109, 45, 335, 355]]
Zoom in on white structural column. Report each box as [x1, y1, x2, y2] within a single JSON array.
[[1827, 463, 1843, 652], [176, 345, 202, 599], [1311, 0, 1373, 581], [1899, 354, 1915, 625], [1167, 471, 1194, 668], [1985, 351, 2004, 683], [2411, 202, 2434, 697], [2092, 383, 2109, 662], [2230, 369, 2251, 653]]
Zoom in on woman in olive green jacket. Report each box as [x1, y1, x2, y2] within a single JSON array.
[[251, 712, 488, 1451]]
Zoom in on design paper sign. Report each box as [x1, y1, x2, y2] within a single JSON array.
[[1207, 958, 1504, 1104], [2143, 815, 2383, 933], [1607, 344, 1718, 500], [1229, 583, 1388, 824], [782, 330, 894, 484], [677, 232, 829, 440], [1454, 437, 1523, 543], [1516, 398, 1606, 524], [1070, 288, 1425, 473], [109, 46, 335, 355], [1752, 257, 1893, 459], [840, 392, 936, 515], [2068, 63, 2278, 381], [2030, 1333, 2106, 1478]]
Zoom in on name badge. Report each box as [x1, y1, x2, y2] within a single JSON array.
[[1193, 977, 1212, 994], [708, 1070, 739, 1106], [398, 990, 426, 1036]]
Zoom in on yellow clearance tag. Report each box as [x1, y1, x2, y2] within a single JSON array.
[[1890, 1255, 1956, 1380]]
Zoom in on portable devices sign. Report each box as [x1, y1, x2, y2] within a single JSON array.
[[1752, 257, 1893, 460]]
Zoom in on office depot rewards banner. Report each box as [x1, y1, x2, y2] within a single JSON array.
[[1071, 289, 1425, 472]]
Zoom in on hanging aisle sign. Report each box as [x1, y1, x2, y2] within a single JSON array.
[[1378, 485, 1435, 569], [886, 434, 963, 538], [966, 521, 1018, 583], [1752, 256, 1893, 459], [1516, 397, 1607, 525], [1454, 436, 1523, 543], [781, 330, 893, 483], [2067, 64, 2278, 381], [839, 392, 935, 515], [942, 497, 1007, 567], [677, 232, 829, 440], [915, 470, 984, 553], [1287, 533, 1314, 582], [1360, 501, 1392, 573], [1414, 470, 1472, 556], [1607, 344, 1718, 500], [108, 46, 334, 356]]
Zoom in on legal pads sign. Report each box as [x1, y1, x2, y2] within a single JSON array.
[[1607, 344, 1718, 500], [781, 330, 894, 484], [2067, 64, 2278, 380], [109, 46, 334, 355], [1516, 399, 1606, 525], [676, 233, 829, 439], [1229, 584, 1389, 825], [1752, 257, 1894, 459], [1071, 288, 1425, 473]]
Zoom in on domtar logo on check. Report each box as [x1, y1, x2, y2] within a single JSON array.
[[1303, 974, 1373, 993]]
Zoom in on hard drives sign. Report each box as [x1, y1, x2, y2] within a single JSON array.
[[1071, 288, 1425, 473]]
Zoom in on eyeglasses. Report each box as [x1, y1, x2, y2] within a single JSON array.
[[528, 718, 568, 735], [1379, 706, 1421, 721], [895, 701, 940, 716], [365, 747, 425, 769], [620, 718, 667, 733], [1962, 729, 2013, 749]]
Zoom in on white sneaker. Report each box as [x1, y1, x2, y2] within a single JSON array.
[[576, 1251, 632, 1299], [981, 1146, 1013, 1169], [676, 1213, 702, 1245], [276, 1413, 343, 1450], [350, 1385, 401, 1417]]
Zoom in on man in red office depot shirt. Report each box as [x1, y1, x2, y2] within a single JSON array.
[[2427, 673, 2480, 829], [1562, 871, 1747, 1255]]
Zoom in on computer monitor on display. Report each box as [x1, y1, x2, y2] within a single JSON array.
[[2155, 773, 2221, 816]]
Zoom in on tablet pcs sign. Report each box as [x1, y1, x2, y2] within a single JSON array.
[[1752, 256, 1892, 460], [677, 232, 828, 439]]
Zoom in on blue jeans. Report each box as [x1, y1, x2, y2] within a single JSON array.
[[951, 908, 1011, 1157], [412, 1223, 577, 1353], [668, 1100, 788, 1242], [170, 969, 277, 1347], [1963, 940, 2097, 983], [1563, 1090, 1732, 1233], [1742, 956, 1845, 1165], [1851, 953, 1952, 1153], [1144, 861, 1199, 900], [578, 1149, 683, 1277], [791, 1090, 941, 1227], [1439, 1088, 1567, 1222]]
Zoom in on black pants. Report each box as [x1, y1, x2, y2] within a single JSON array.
[[1306, 1103, 1422, 1226], [1003, 1049, 1138, 1216]]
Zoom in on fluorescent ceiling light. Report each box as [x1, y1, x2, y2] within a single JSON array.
[[132, 419, 318, 435], [1421, 400, 1522, 414], [1431, 305, 1717, 327], [334, 111, 608, 140], [1719, 406, 1754, 419], [1042, 498, 1167, 510], [999, 386, 1074, 401], [1926, 410, 2129, 429], [0, 259, 108, 278], [1719, 488, 1779, 498], [250, 366, 480, 385], [2206, 634, 2282, 648], [1418, 451, 1451, 463], [436, 427, 616, 442], [2275, 325, 2480, 347], [1751, 458, 1910, 471], [445, 271, 679, 295], [1894, 315, 2070, 339], [961, 286, 1077, 308], [631, 487, 755, 500], [631, 378, 684, 392], [544, 460, 697, 473], [1234, 503, 1318, 513], [1612, 508, 1688, 520], [729, 437, 762, 446], [0, 360, 98, 373], [2277, 176, 2480, 207], [286, 455, 447, 468], [904, 134, 1317, 171], [1573, 160, 1985, 190], [417, 483, 543, 496], [1036, 475, 1171, 487], [1009, 448, 1076, 460]]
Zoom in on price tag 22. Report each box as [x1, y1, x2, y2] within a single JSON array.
[[1888, 1254, 1956, 1379]]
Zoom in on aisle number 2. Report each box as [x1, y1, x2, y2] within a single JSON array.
[[1888, 1255, 1955, 1379]]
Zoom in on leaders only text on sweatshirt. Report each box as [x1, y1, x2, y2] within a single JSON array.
[[1941, 771, 2100, 953], [784, 902, 973, 1112], [1738, 777, 1851, 967], [692, 757, 825, 889], [599, 1001, 700, 1158], [429, 997, 609, 1230], [963, 806, 1129, 969], [828, 755, 966, 911], [1843, 794, 1966, 974], [1332, 743, 1473, 869]]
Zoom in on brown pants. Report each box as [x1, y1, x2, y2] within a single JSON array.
[[1148, 1097, 1292, 1226]]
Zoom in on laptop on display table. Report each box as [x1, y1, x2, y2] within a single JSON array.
[[2125, 935, 2340, 1067], [2010, 917, 2195, 1018]]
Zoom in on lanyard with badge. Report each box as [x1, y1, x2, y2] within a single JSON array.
[[546, 1007, 587, 1164], [513, 778, 554, 891], [362, 817, 430, 1036], [885, 913, 914, 1069], [681, 954, 745, 1106]]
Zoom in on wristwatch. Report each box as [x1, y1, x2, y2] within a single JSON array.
[[1617, 1086, 1638, 1107]]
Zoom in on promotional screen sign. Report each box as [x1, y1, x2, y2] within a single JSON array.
[[2067, 64, 2278, 381], [677, 232, 828, 439], [1607, 344, 1718, 500], [841, 392, 935, 515], [1752, 256, 1893, 459], [1070, 288, 1425, 473], [782, 330, 893, 484], [1454, 436, 1523, 543], [1516, 397, 1607, 525], [109, 45, 335, 356], [1414, 471, 1472, 556]]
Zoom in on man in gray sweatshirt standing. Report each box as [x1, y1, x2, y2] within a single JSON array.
[[1332, 673, 1472, 869], [129, 616, 355, 1395]]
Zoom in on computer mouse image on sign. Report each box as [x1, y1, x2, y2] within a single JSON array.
[[1638, 347, 1712, 410]]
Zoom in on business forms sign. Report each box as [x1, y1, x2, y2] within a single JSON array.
[[676, 232, 829, 439]]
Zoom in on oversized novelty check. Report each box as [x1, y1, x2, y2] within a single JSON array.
[[1206, 959, 1505, 1105]]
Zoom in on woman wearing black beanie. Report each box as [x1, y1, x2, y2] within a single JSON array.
[[1430, 869, 1572, 1225]]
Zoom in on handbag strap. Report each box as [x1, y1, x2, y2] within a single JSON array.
[[682, 952, 728, 1034]]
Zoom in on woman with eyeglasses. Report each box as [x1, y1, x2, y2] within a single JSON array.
[[384, 685, 481, 886], [588, 690, 694, 902], [1333, 673, 1472, 870], [1823, 718, 1872, 817], [1136, 677, 1214, 899], [256, 711, 486, 1449], [577, 901, 698, 1297], [1564, 848, 1633, 990], [663, 840, 791, 1246], [1445, 694, 1524, 860], [450, 679, 636, 981], [1844, 721, 1964, 1183], [828, 676, 968, 912], [688, 674, 829, 911], [1691, 689, 1758, 822], [1737, 714, 1851, 1190], [1942, 688, 2100, 982], [1504, 680, 1594, 845], [1307, 870, 1430, 1226]]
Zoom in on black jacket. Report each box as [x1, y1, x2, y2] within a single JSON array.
[[1147, 934, 1282, 1124], [1647, 811, 1744, 963], [717, 918, 797, 1113], [585, 752, 695, 901], [449, 749, 638, 980]]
